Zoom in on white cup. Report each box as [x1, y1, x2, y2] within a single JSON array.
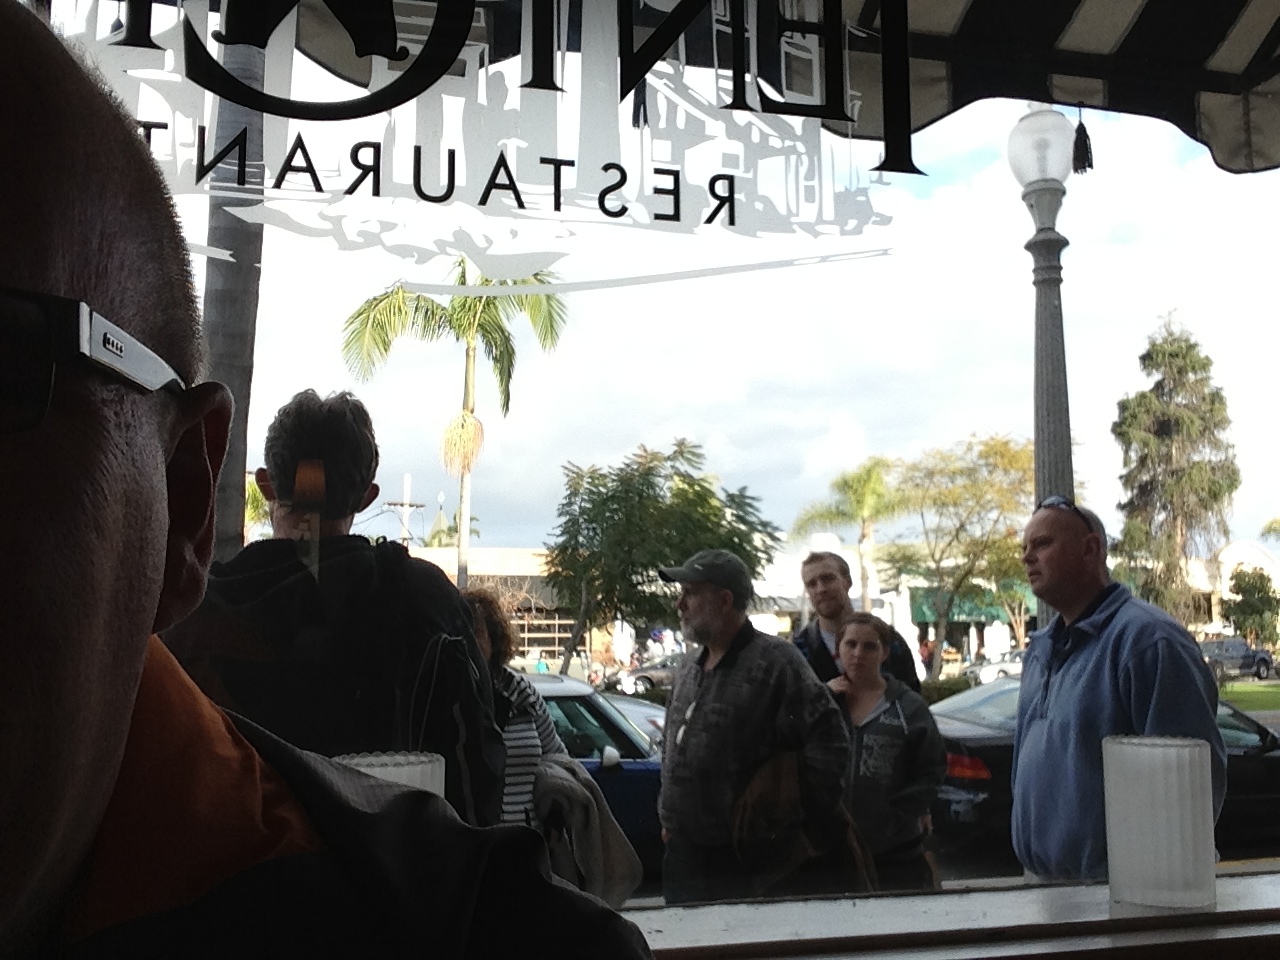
[[333, 751, 446, 797], [1102, 736, 1215, 909]]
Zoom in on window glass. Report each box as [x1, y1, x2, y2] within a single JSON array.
[[1217, 704, 1266, 751], [58, 0, 1280, 922], [545, 698, 618, 760]]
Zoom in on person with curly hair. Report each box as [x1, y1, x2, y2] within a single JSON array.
[[464, 588, 568, 828]]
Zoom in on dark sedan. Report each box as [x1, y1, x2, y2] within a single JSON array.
[[929, 678, 1280, 877], [617, 653, 683, 694]]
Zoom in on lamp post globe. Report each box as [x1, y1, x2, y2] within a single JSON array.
[[1010, 103, 1077, 626]]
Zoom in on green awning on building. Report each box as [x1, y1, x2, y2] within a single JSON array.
[[909, 584, 1035, 625]]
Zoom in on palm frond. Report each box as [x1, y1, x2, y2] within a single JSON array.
[[342, 286, 411, 380], [495, 270, 567, 350], [792, 501, 856, 536], [408, 291, 459, 343], [442, 411, 484, 477], [476, 311, 518, 415]]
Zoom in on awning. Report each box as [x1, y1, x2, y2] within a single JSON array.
[[164, 1, 1280, 174], [909, 584, 1035, 625], [820, 0, 1280, 174]]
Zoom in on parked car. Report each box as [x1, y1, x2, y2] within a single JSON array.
[[928, 677, 1280, 876], [959, 656, 991, 683], [616, 652, 684, 693], [604, 692, 667, 746], [975, 650, 1025, 685], [528, 674, 664, 878], [1200, 637, 1273, 681]]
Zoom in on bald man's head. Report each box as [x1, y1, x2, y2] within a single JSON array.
[[0, 1, 201, 381], [0, 7, 231, 951]]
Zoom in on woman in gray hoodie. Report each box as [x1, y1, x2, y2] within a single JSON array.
[[828, 613, 946, 891]]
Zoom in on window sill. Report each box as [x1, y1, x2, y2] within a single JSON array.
[[630, 867, 1280, 958]]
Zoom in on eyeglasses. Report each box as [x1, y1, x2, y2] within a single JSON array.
[[0, 286, 186, 433], [1036, 494, 1095, 534], [674, 697, 699, 748]]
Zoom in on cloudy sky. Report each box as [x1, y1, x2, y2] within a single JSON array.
[[149, 47, 1280, 555]]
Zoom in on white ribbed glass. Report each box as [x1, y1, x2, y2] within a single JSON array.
[[1102, 736, 1216, 908], [334, 751, 446, 796]]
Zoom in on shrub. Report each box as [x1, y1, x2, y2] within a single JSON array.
[[920, 676, 975, 706]]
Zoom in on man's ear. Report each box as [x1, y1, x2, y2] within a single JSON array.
[[357, 482, 380, 513], [154, 382, 234, 632], [254, 466, 275, 502]]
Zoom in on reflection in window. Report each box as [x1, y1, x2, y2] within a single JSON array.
[[1217, 704, 1265, 750]]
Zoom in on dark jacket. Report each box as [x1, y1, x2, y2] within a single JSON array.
[[57, 716, 652, 960], [660, 621, 850, 852], [793, 620, 921, 693], [835, 678, 946, 856], [164, 535, 503, 827]]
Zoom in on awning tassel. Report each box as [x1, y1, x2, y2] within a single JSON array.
[[1073, 106, 1093, 174]]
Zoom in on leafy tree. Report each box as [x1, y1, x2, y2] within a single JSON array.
[[976, 530, 1032, 648], [423, 506, 480, 548], [343, 259, 566, 588], [876, 542, 928, 593], [896, 436, 1035, 679], [243, 472, 271, 543], [1112, 321, 1240, 622], [1222, 567, 1280, 647], [793, 456, 904, 612], [1262, 519, 1280, 542], [544, 440, 781, 671]]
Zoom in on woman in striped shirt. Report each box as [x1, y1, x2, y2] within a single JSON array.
[[464, 589, 567, 828]]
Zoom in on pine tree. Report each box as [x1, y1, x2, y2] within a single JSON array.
[[1112, 320, 1240, 622]]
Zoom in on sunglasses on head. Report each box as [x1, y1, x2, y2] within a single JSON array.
[[1036, 494, 1095, 534], [0, 286, 186, 433]]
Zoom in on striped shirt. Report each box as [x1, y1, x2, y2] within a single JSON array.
[[494, 668, 567, 828]]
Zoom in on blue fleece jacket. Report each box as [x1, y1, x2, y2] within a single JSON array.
[[1011, 583, 1226, 880]]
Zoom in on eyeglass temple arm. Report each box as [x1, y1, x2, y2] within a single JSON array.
[[81, 304, 187, 393]]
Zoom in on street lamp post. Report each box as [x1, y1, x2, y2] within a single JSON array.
[[1009, 104, 1077, 625]]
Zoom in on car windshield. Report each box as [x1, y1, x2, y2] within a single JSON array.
[[1216, 702, 1270, 751], [545, 689, 657, 757], [930, 679, 1021, 731], [592, 691, 657, 754]]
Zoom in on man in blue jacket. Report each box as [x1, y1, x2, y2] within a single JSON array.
[[1012, 496, 1226, 881]]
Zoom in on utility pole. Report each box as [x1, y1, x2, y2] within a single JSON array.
[[385, 472, 424, 545]]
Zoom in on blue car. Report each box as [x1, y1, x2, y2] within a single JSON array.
[[529, 674, 664, 878]]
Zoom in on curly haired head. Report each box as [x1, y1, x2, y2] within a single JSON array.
[[462, 587, 517, 672]]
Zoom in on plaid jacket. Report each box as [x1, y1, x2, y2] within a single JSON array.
[[659, 621, 850, 848]]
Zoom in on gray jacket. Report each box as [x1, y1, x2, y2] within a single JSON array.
[[836, 678, 946, 856]]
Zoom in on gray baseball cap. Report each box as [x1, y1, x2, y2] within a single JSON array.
[[658, 549, 754, 607]]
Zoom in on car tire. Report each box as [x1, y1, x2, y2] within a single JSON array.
[[996, 670, 1009, 679], [633, 676, 653, 694], [1257, 661, 1271, 681]]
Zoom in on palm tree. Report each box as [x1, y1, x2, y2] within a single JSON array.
[[793, 456, 904, 612], [243, 472, 271, 542], [342, 258, 566, 587], [423, 505, 480, 549]]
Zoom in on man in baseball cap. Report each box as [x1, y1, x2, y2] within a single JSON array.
[[656, 549, 851, 904], [658, 549, 754, 610]]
